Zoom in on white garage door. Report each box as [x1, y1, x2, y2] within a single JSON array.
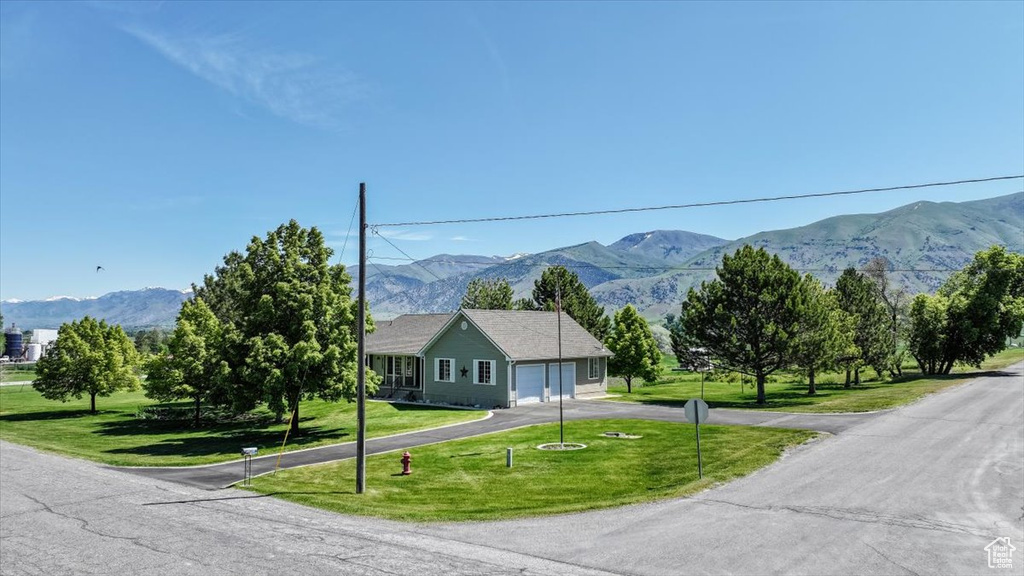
[[516, 364, 545, 404], [547, 363, 576, 400]]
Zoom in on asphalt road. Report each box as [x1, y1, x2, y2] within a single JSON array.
[[2, 363, 1021, 575], [419, 362, 1024, 575], [115, 399, 874, 490]]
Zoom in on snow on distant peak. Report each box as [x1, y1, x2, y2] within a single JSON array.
[[2, 299, 23, 304], [504, 253, 530, 261], [45, 295, 83, 302]]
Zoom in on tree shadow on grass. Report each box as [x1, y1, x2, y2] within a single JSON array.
[[0, 409, 109, 422], [96, 418, 352, 459]]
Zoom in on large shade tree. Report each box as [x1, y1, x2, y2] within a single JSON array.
[[33, 316, 141, 413], [679, 245, 807, 404], [605, 304, 662, 393], [194, 220, 378, 434], [526, 266, 611, 340], [909, 246, 1024, 374], [144, 298, 232, 425]]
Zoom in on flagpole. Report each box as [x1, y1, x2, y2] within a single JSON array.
[[556, 283, 564, 446]]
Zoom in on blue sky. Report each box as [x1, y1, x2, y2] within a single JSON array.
[[1, 1, 1022, 301]]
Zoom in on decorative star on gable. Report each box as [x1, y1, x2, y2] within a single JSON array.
[[460, 366, 469, 378]]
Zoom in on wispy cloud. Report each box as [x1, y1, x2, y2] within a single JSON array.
[[451, 235, 475, 242], [377, 229, 433, 242], [123, 26, 366, 129]]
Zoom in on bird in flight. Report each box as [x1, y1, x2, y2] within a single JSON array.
[[96, 266, 104, 272]]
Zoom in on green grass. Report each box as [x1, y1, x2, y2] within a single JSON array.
[[608, 348, 1024, 413], [0, 388, 485, 467], [247, 419, 816, 522], [0, 369, 36, 383]]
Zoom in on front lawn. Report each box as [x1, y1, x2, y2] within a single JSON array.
[[246, 419, 817, 522], [607, 348, 1024, 413], [0, 388, 485, 467]]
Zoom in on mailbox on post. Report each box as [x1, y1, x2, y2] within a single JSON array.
[[241, 447, 258, 486]]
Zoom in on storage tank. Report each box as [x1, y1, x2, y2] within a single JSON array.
[[25, 343, 42, 362], [4, 325, 23, 359]]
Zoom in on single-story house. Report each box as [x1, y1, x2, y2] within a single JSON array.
[[365, 309, 613, 408]]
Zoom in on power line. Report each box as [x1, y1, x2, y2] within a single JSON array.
[[372, 231, 447, 283], [337, 200, 359, 263], [371, 175, 1023, 227]]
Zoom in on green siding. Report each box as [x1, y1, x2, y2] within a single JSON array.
[[424, 315, 510, 408]]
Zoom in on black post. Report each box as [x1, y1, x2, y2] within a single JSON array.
[[356, 183, 367, 494]]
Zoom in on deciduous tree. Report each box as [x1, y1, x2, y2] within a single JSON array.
[[909, 246, 1024, 374], [863, 257, 910, 376], [194, 220, 379, 434], [34, 316, 140, 413], [144, 298, 231, 425], [605, 304, 661, 393], [679, 245, 807, 404]]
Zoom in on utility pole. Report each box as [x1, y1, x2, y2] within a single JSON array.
[[356, 182, 367, 494]]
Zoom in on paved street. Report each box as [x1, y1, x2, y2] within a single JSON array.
[[1, 363, 1021, 575], [421, 362, 1024, 575]]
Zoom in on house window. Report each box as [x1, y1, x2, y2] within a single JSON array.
[[474, 360, 495, 385], [435, 358, 454, 383], [588, 357, 600, 380]]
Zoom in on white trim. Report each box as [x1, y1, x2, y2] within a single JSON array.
[[587, 357, 601, 380], [507, 361, 514, 406], [473, 359, 496, 385], [434, 357, 455, 383]]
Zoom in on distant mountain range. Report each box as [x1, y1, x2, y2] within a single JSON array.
[[1, 289, 190, 331], [3, 193, 1021, 330]]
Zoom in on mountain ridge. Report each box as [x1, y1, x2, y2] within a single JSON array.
[[2, 192, 1021, 328]]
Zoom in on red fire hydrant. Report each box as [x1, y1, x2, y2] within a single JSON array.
[[401, 451, 412, 475]]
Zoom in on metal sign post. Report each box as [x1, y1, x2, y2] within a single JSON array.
[[683, 398, 709, 479]]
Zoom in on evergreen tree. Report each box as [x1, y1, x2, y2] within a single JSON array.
[[791, 277, 858, 395], [605, 305, 661, 393], [835, 268, 890, 386], [679, 245, 807, 404], [461, 278, 514, 310], [531, 266, 611, 340]]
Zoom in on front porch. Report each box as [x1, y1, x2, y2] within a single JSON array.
[[369, 354, 424, 399]]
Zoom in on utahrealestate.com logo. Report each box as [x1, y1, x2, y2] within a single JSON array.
[[985, 537, 1016, 569]]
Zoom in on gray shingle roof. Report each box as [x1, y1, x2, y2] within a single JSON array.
[[365, 313, 453, 355], [459, 309, 612, 361]]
